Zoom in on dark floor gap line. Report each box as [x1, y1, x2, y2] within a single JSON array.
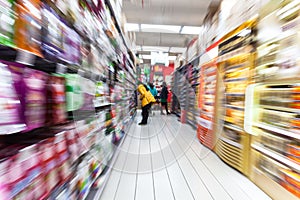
[[112, 125, 136, 200], [148, 119, 157, 200], [163, 117, 219, 200], [134, 125, 143, 200], [154, 117, 177, 200], [165, 117, 235, 200], [157, 118, 196, 200]]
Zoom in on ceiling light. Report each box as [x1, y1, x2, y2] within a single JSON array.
[[125, 23, 139, 32], [169, 47, 186, 53], [141, 24, 181, 34], [141, 54, 152, 60], [181, 26, 202, 35], [168, 56, 177, 61], [142, 46, 170, 52]]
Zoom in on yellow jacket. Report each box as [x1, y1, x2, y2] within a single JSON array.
[[138, 84, 156, 107]]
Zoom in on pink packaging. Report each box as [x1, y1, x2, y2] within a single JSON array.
[[65, 129, 80, 162], [0, 159, 12, 200], [23, 67, 48, 131], [38, 138, 59, 194]]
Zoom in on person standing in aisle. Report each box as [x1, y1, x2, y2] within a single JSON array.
[[137, 84, 156, 125], [160, 82, 170, 115], [148, 82, 158, 115]]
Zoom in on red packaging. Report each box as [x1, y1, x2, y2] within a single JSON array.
[[46, 75, 67, 125]]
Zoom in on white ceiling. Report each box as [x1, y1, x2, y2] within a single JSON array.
[[123, 0, 215, 58]]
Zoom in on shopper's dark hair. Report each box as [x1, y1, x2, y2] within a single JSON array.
[[149, 83, 154, 89], [143, 84, 149, 91]]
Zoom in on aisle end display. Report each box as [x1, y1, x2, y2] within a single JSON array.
[[197, 41, 219, 150]]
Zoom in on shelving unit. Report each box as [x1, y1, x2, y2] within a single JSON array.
[[216, 18, 257, 177], [247, 1, 300, 199], [197, 41, 219, 150], [172, 57, 200, 127], [0, 0, 137, 200]]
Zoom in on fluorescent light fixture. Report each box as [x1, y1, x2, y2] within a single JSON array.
[[142, 46, 170, 52], [169, 47, 186, 53], [181, 26, 202, 35], [141, 24, 181, 33], [168, 56, 177, 61], [141, 54, 152, 60], [125, 23, 139, 32]]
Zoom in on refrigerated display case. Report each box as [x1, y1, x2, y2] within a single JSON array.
[[216, 18, 257, 176]]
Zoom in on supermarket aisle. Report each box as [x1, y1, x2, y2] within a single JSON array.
[[98, 112, 271, 200]]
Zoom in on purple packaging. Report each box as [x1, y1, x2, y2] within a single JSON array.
[[62, 27, 81, 64], [41, 4, 64, 62]]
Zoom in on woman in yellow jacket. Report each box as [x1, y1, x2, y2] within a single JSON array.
[[137, 84, 156, 125]]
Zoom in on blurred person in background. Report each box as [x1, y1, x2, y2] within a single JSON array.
[[148, 82, 158, 115], [160, 82, 170, 115], [137, 83, 156, 125]]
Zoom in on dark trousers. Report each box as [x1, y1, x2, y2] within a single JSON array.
[[161, 102, 169, 114], [141, 103, 151, 124]]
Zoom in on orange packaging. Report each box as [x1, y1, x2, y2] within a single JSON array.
[[288, 155, 300, 163], [14, 0, 42, 57], [282, 182, 300, 198], [292, 94, 300, 100], [291, 120, 300, 128], [288, 145, 300, 157], [293, 86, 300, 94], [290, 102, 300, 109], [281, 169, 300, 189]]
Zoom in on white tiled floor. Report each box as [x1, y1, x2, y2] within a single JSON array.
[[99, 112, 271, 200]]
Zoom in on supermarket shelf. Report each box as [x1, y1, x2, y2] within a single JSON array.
[[224, 124, 244, 133], [254, 122, 300, 140], [252, 143, 300, 173], [93, 129, 128, 199], [94, 103, 112, 109], [225, 93, 245, 97], [260, 105, 300, 114], [82, 165, 106, 200], [256, 61, 278, 69], [217, 46, 251, 63], [226, 62, 247, 72], [220, 136, 243, 149], [225, 77, 248, 83], [0, 124, 27, 135], [225, 104, 244, 111], [104, 0, 128, 52], [187, 119, 197, 130], [252, 166, 299, 200]]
